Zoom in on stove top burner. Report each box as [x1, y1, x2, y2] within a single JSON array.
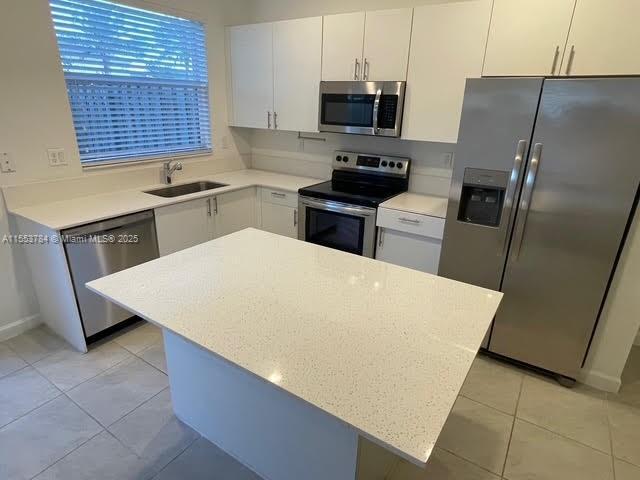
[[298, 151, 411, 207]]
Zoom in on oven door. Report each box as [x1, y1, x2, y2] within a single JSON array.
[[318, 81, 405, 137], [298, 196, 377, 257]]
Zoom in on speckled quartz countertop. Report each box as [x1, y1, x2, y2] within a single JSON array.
[[379, 192, 449, 218], [87, 228, 502, 466], [7, 169, 321, 231]]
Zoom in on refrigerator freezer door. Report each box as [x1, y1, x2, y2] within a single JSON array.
[[490, 78, 640, 378], [439, 78, 543, 291]]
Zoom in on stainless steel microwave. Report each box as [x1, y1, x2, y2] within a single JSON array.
[[318, 81, 406, 137]]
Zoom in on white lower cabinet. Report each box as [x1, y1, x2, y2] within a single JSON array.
[[214, 188, 257, 238], [155, 188, 257, 256], [376, 228, 442, 274], [155, 197, 213, 256], [259, 188, 298, 239], [261, 202, 297, 238], [375, 207, 445, 274]]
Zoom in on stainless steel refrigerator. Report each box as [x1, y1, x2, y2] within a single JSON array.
[[439, 77, 640, 383]]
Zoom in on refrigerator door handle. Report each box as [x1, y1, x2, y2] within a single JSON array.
[[500, 140, 528, 256], [510, 143, 542, 261]]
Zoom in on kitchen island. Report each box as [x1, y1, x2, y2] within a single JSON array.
[[87, 228, 502, 479]]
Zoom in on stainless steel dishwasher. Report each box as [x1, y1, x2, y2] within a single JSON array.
[[62, 210, 159, 341]]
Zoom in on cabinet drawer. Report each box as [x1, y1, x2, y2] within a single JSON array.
[[376, 207, 445, 239], [261, 188, 298, 208]]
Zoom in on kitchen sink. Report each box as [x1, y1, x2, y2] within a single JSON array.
[[144, 181, 228, 198]]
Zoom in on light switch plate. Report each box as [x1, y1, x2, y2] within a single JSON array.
[[47, 148, 67, 166], [0, 152, 16, 173]]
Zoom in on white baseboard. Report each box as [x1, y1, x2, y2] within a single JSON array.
[[0, 314, 41, 342], [579, 369, 622, 393]]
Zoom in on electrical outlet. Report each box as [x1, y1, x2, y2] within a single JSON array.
[[0, 152, 16, 173], [47, 148, 67, 166]]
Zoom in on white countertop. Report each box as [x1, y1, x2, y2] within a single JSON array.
[[379, 192, 449, 219], [7, 169, 321, 231], [87, 228, 502, 466]]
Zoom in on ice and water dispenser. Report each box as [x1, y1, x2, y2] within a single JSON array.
[[457, 168, 508, 227]]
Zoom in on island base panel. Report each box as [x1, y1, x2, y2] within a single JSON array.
[[164, 330, 359, 480]]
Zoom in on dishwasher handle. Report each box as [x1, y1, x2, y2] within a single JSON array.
[[62, 210, 155, 237]]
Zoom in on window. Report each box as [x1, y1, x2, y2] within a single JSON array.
[[50, 0, 212, 166]]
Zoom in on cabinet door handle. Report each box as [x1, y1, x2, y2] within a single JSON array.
[[293, 209, 298, 227], [271, 191, 286, 198], [565, 45, 575, 75], [363, 58, 369, 80], [207, 198, 212, 217], [273, 112, 278, 129], [399, 217, 420, 224], [378, 228, 384, 248], [213, 197, 218, 215], [267, 111, 271, 129], [354, 58, 360, 80], [551, 46, 560, 75]]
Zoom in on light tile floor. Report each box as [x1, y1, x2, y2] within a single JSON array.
[[0, 323, 639, 480]]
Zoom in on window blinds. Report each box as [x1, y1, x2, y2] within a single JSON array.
[[50, 0, 212, 164]]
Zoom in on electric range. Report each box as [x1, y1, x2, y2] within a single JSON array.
[[298, 151, 410, 257]]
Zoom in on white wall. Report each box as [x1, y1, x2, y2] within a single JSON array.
[[0, 0, 254, 337], [582, 209, 640, 391], [250, 130, 454, 196]]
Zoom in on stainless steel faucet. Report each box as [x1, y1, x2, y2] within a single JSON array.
[[162, 159, 183, 184]]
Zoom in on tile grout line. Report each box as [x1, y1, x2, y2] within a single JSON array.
[[463, 375, 618, 457], [38, 385, 174, 479], [458, 391, 518, 417], [0, 362, 31, 381], [62, 390, 109, 431], [147, 434, 201, 480], [0, 389, 64, 433], [132, 341, 167, 376], [4, 328, 68, 367], [59, 348, 139, 394], [500, 373, 524, 478], [27, 428, 105, 480], [38, 379, 170, 477], [436, 446, 502, 478], [105, 385, 170, 431], [1, 325, 169, 474], [515, 416, 614, 457]]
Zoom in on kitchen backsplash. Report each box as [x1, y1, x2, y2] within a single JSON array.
[[249, 129, 454, 197]]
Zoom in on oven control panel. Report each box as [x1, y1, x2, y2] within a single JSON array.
[[333, 151, 410, 178]]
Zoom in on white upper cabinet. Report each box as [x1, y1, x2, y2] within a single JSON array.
[[362, 8, 413, 81], [483, 0, 576, 77], [273, 17, 322, 132], [561, 0, 640, 76], [228, 18, 322, 132], [228, 23, 273, 128], [322, 9, 412, 81], [402, 0, 492, 143], [322, 12, 365, 81]]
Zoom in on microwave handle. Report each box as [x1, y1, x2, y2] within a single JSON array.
[[372, 88, 382, 135]]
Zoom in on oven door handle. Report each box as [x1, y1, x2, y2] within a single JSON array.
[[300, 197, 377, 217], [372, 88, 382, 135]]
